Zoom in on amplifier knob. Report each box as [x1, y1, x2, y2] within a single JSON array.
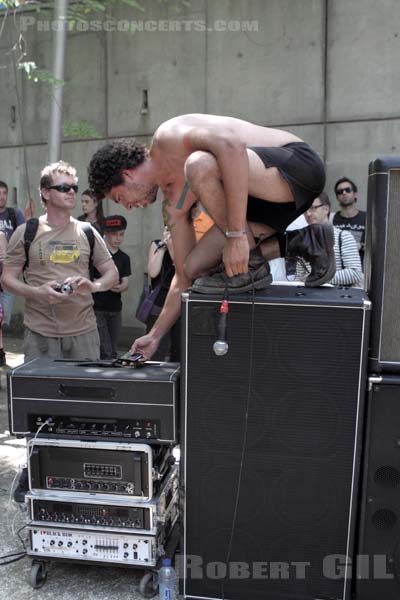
[[75, 482, 82, 490], [82, 540, 87, 545], [146, 431, 152, 439], [58, 541, 63, 547], [123, 543, 128, 549], [83, 549, 88, 555], [67, 542, 72, 547], [134, 430, 141, 438], [124, 552, 129, 558], [50, 540, 55, 546]]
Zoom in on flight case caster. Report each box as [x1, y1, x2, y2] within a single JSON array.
[[138, 570, 158, 598], [29, 560, 48, 589]]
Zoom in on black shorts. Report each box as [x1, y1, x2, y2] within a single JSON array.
[[246, 141, 326, 233]]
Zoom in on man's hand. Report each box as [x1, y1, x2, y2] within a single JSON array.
[[63, 276, 95, 294], [130, 333, 160, 362], [35, 281, 69, 304], [222, 236, 249, 277], [111, 283, 123, 293]]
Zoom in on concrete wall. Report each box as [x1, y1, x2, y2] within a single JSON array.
[[1, 0, 399, 328]]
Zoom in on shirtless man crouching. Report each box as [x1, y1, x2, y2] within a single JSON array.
[[88, 113, 334, 360]]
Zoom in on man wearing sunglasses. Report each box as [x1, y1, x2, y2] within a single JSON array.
[[2, 161, 118, 361], [332, 177, 366, 265]]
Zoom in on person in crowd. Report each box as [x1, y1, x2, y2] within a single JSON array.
[[144, 225, 179, 362], [0, 231, 7, 365], [88, 113, 334, 360], [0, 180, 26, 330], [332, 177, 366, 264], [297, 193, 363, 287], [78, 188, 105, 235], [2, 161, 118, 361], [93, 215, 131, 359]]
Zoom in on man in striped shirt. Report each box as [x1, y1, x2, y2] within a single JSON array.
[[296, 193, 363, 287]]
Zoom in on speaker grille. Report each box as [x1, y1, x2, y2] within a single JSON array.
[[374, 465, 400, 488], [357, 379, 400, 600], [381, 170, 400, 362], [183, 289, 368, 600], [371, 508, 397, 531]]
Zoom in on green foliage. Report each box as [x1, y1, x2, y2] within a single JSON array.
[[67, 0, 145, 21], [18, 62, 65, 86], [63, 121, 99, 139]]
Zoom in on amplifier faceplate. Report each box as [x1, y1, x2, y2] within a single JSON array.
[[28, 439, 171, 501], [27, 465, 179, 534], [28, 527, 156, 565], [8, 358, 179, 444]]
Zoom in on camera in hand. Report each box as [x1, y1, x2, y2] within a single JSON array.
[[54, 283, 73, 295]]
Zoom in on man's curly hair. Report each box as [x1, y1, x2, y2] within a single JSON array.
[[88, 139, 147, 200]]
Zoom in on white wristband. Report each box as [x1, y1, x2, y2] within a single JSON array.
[[225, 230, 246, 238]]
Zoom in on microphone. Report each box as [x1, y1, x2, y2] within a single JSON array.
[[213, 297, 229, 356]]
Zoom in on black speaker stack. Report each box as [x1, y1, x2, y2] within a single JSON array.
[[7, 358, 180, 588], [179, 156, 400, 600], [356, 157, 400, 600]]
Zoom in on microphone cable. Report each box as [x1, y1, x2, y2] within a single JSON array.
[[221, 273, 257, 599]]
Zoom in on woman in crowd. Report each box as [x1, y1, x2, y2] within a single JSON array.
[[78, 189, 104, 235], [145, 226, 179, 362]]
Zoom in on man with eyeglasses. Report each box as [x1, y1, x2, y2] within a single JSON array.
[[2, 161, 118, 361], [297, 193, 363, 287], [332, 177, 366, 265]]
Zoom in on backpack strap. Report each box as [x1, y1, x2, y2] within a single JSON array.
[[23, 219, 96, 278], [79, 221, 95, 278], [23, 218, 39, 273], [8, 207, 17, 231]]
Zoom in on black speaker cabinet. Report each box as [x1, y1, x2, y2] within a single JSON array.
[[181, 285, 370, 600], [366, 157, 400, 373], [356, 376, 400, 600]]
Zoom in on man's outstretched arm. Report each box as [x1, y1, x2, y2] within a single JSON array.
[[131, 202, 196, 361]]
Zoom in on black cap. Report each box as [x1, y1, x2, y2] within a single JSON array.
[[103, 215, 127, 232]]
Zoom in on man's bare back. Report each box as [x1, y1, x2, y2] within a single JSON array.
[[151, 114, 302, 199], [88, 113, 328, 360]]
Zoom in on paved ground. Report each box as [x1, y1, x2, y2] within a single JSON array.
[[0, 335, 178, 600]]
